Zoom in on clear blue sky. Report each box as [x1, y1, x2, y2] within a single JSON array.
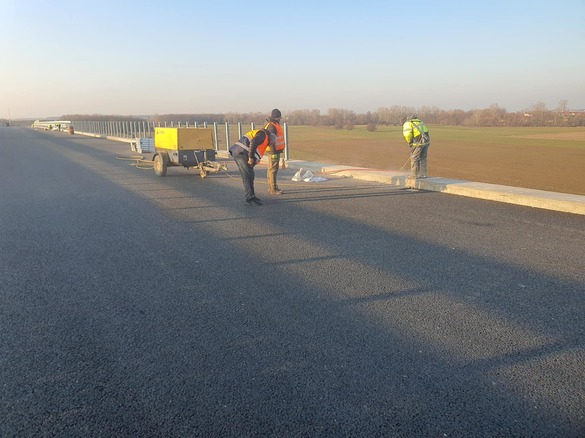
[[1, 0, 584, 119]]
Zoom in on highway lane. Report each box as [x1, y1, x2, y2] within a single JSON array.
[[1, 127, 584, 437]]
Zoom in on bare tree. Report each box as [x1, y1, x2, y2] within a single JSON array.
[[557, 99, 569, 113], [326, 108, 355, 129], [530, 101, 549, 126]]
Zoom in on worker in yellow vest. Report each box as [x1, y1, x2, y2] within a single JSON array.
[[229, 129, 276, 206], [264, 109, 286, 195], [402, 115, 431, 179]]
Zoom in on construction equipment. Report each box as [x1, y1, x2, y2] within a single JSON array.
[[152, 127, 226, 178]]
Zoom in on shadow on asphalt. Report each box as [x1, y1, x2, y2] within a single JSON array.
[[3, 129, 583, 437]]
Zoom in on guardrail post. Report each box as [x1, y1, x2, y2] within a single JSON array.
[[213, 122, 219, 151], [225, 122, 230, 152], [283, 122, 289, 161]]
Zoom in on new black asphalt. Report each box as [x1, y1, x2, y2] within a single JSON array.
[[1, 127, 584, 437]]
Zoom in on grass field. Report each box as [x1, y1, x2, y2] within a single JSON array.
[[284, 125, 585, 196]]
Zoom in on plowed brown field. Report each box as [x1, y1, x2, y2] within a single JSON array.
[[287, 126, 585, 196]]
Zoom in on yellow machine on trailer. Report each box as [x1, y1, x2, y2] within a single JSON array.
[[152, 127, 226, 178]]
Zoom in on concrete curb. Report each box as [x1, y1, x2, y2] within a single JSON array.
[[284, 161, 585, 216]]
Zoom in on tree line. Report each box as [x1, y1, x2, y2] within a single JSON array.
[[6, 100, 582, 129], [285, 101, 584, 128]]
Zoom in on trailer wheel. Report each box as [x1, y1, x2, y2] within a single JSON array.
[[154, 154, 167, 177]]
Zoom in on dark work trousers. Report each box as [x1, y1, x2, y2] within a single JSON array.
[[410, 144, 430, 178], [233, 153, 256, 201]]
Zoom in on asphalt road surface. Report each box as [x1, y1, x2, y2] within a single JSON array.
[[1, 127, 584, 437]]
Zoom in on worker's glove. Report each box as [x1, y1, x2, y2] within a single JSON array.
[[247, 158, 255, 166]]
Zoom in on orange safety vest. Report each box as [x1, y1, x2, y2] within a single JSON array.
[[236, 129, 271, 161], [264, 121, 285, 152]]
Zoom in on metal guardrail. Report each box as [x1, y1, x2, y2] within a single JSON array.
[[70, 120, 290, 160]]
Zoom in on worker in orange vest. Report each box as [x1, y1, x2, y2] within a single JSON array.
[[264, 109, 286, 195]]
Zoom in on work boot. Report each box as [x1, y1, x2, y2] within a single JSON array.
[[245, 198, 263, 206], [269, 188, 284, 195]]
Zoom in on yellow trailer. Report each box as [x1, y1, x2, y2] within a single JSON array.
[[152, 127, 226, 177]]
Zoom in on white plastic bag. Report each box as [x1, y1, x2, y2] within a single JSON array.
[[292, 167, 303, 182], [292, 167, 327, 182], [302, 170, 314, 182]]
